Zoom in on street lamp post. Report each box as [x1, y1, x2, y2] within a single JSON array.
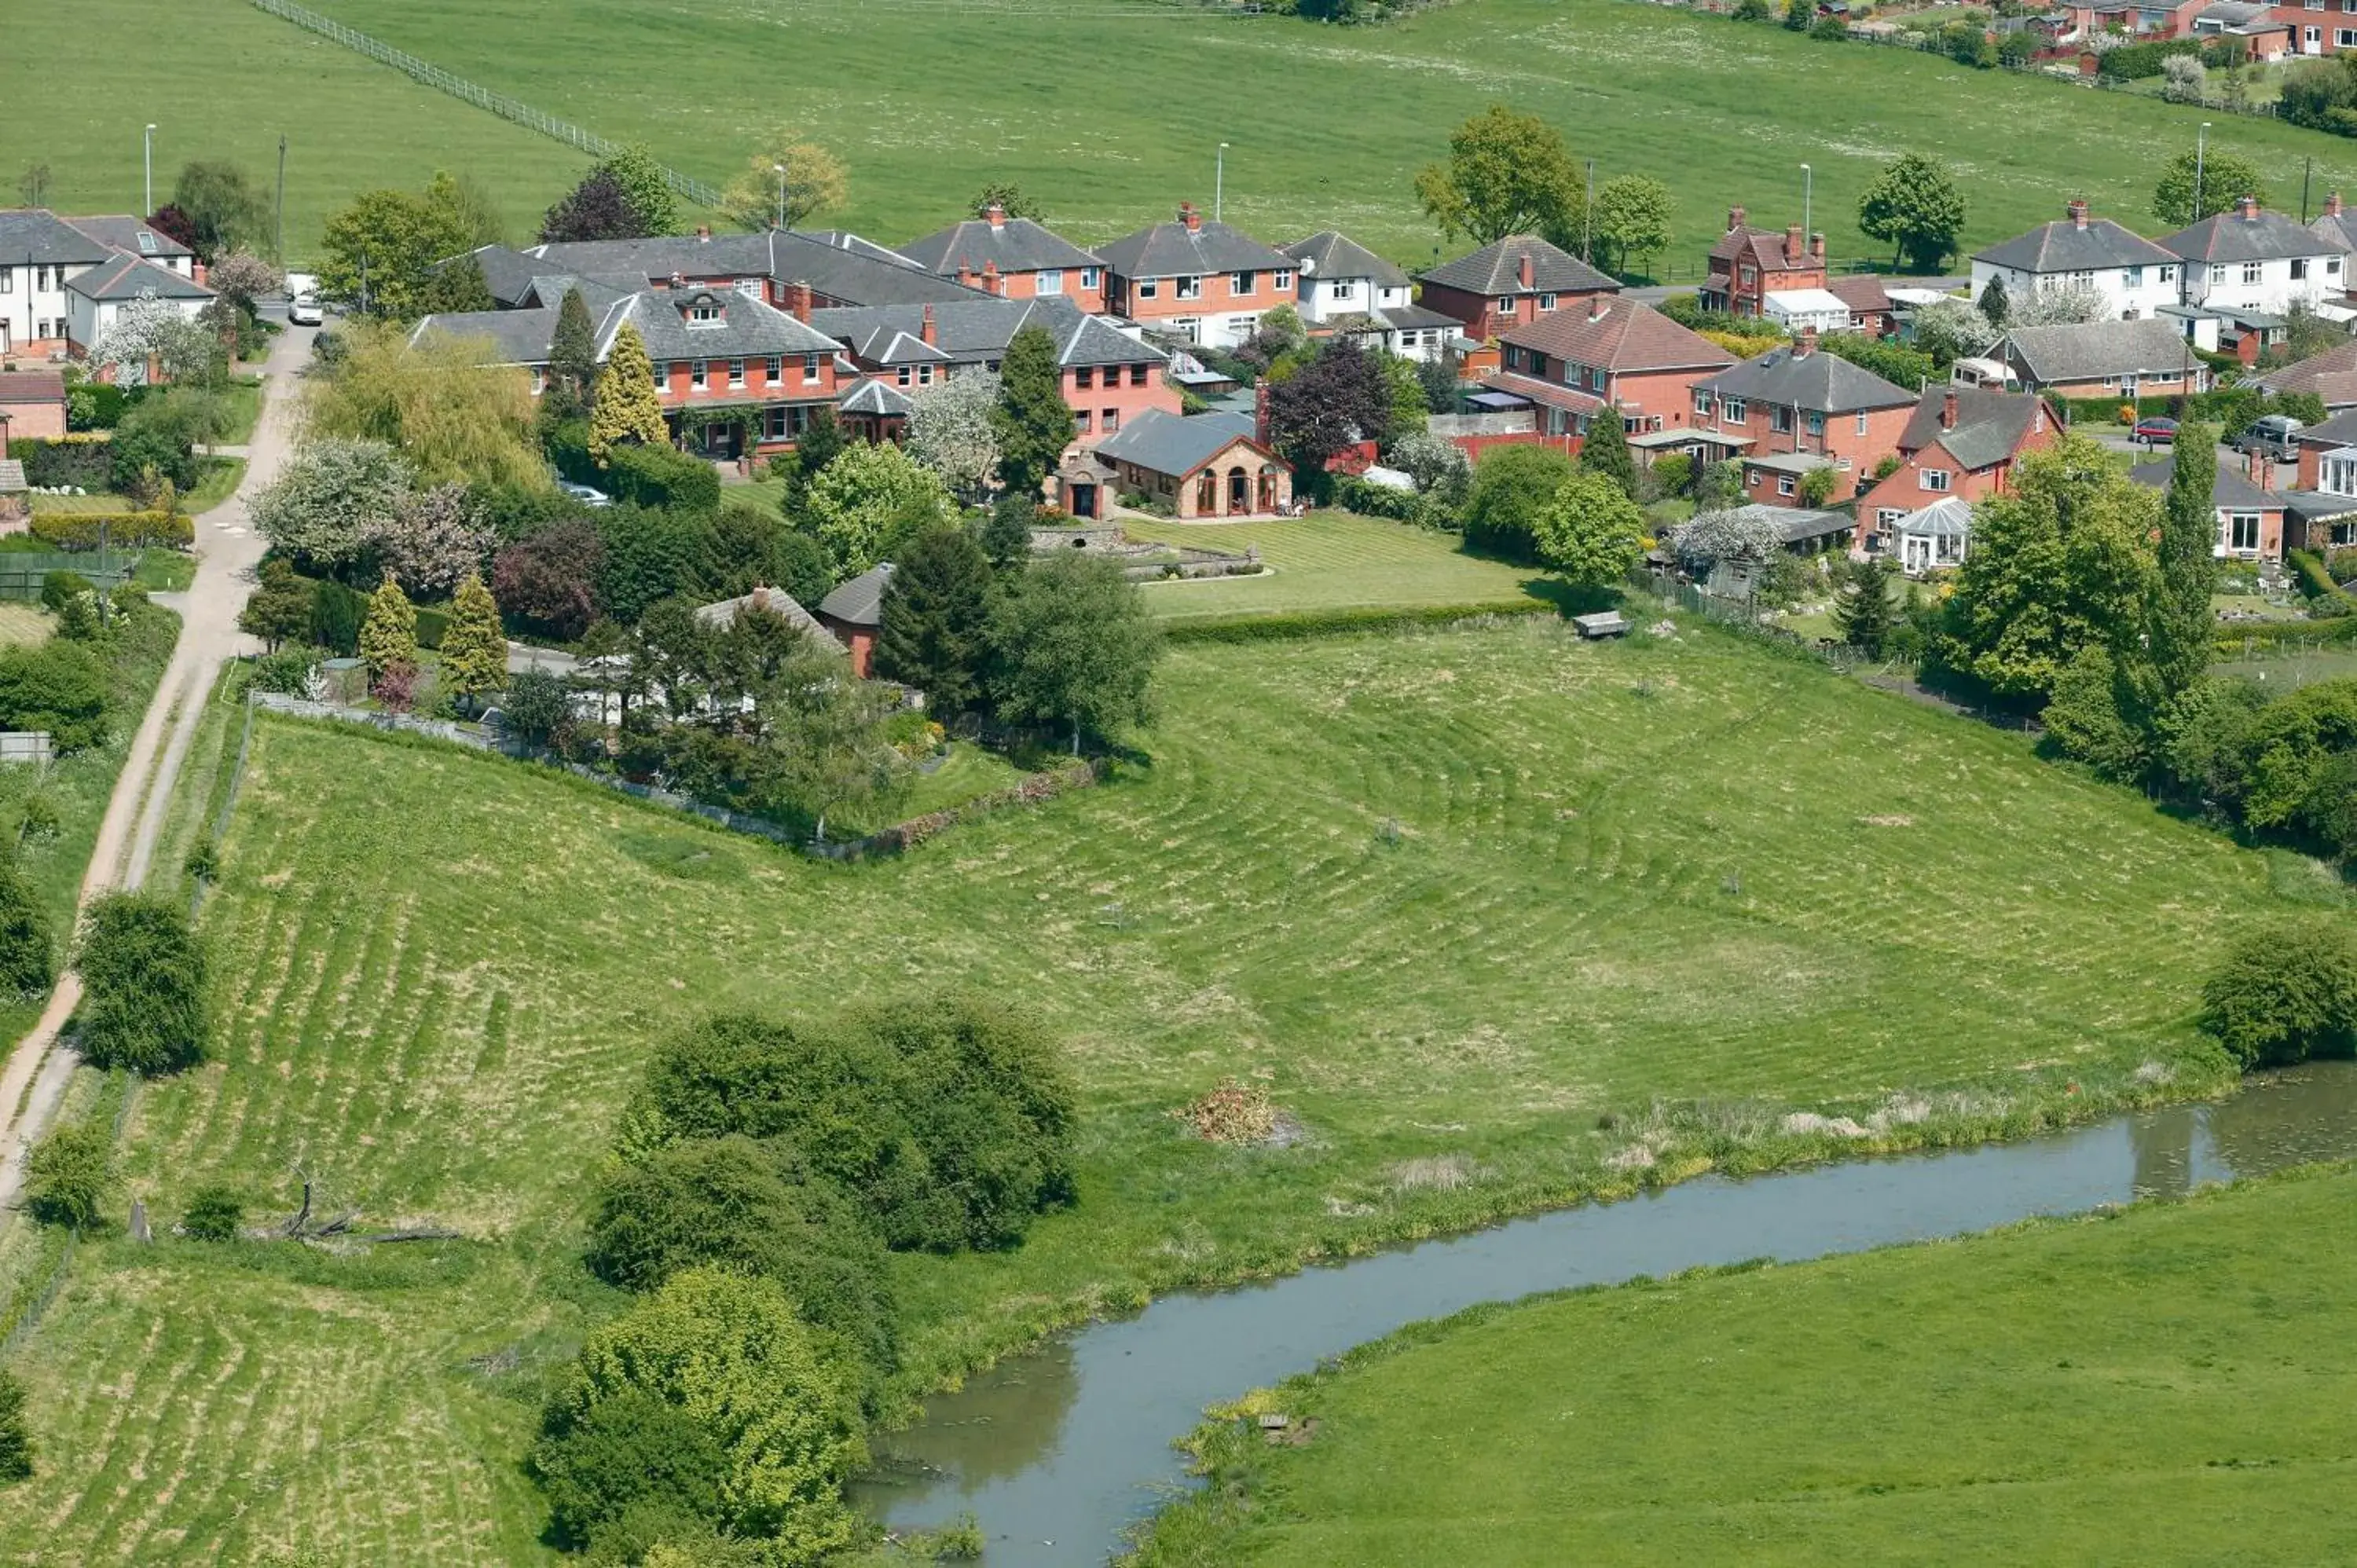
[[1215, 143, 1230, 225], [774, 163, 787, 232], [1802, 163, 1813, 246], [143, 124, 157, 216], [2196, 123, 2212, 222]]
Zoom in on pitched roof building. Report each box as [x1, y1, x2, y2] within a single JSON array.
[[898, 204, 1107, 311], [2253, 335, 2357, 412], [1859, 385, 2061, 544], [1703, 207, 1827, 318], [1416, 234, 1618, 343], [1280, 231, 1458, 362], [1969, 200, 2182, 323], [0, 207, 207, 361], [1087, 408, 1292, 518], [1096, 203, 1298, 350], [1993, 318, 2212, 399], [1493, 298, 1735, 438], [2159, 196, 2345, 316]]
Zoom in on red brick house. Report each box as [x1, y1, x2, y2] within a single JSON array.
[[1079, 408, 1292, 518], [1692, 333, 1918, 496], [818, 564, 892, 677], [1096, 204, 1298, 350], [1857, 386, 2061, 549], [1824, 276, 1897, 338], [1703, 208, 1827, 318], [898, 205, 1108, 313], [2131, 456, 2289, 562], [2253, 334, 2357, 414], [2284, 408, 2357, 549], [1415, 235, 1618, 344], [1491, 299, 1735, 438], [0, 372, 68, 442]]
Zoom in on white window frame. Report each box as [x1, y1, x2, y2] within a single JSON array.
[[728, 358, 745, 389], [690, 359, 708, 389], [687, 302, 722, 325], [1230, 270, 1255, 294], [2243, 260, 2264, 286], [1274, 269, 1294, 291], [1694, 391, 1714, 418], [1080, 267, 1101, 289], [2223, 511, 2263, 554], [765, 356, 782, 385], [1920, 468, 1952, 493], [1778, 474, 1797, 496], [1037, 268, 1065, 295], [802, 353, 822, 385], [1139, 278, 1160, 300], [1723, 396, 1747, 423], [1175, 276, 1203, 301]]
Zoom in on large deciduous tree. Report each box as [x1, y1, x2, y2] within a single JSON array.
[[423, 169, 507, 248], [903, 372, 1001, 500], [2152, 148, 2269, 227], [590, 321, 669, 463], [238, 558, 316, 652], [249, 437, 415, 575], [593, 145, 678, 236], [1462, 443, 1577, 559], [1857, 152, 1967, 273], [1591, 174, 1674, 278], [0, 854, 53, 1000], [317, 187, 467, 320], [874, 524, 995, 716], [804, 441, 955, 579], [1265, 337, 1391, 474], [539, 169, 651, 245], [24, 1121, 109, 1229], [719, 129, 849, 230], [988, 552, 1160, 753], [1413, 104, 1584, 246], [171, 159, 271, 262], [373, 485, 495, 595], [990, 326, 1075, 499], [306, 321, 544, 490], [1532, 472, 1646, 592], [493, 520, 606, 640], [87, 293, 221, 389]]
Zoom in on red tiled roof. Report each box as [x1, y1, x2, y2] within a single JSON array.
[[1707, 225, 1811, 274], [1497, 300, 1735, 375], [0, 372, 66, 405], [1479, 372, 1604, 416], [1824, 275, 1893, 313]]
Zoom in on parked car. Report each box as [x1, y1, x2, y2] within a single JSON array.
[[557, 479, 613, 508], [2231, 414, 2302, 461], [288, 293, 323, 326], [2132, 416, 2179, 447]]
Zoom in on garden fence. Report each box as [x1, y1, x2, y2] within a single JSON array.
[[245, 0, 724, 210], [0, 553, 134, 602]]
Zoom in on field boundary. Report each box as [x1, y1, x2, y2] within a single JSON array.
[[245, 0, 723, 209]]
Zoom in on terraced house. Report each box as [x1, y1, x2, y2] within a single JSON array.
[[898, 204, 1107, 313], [1098, 203, 1296, 350]]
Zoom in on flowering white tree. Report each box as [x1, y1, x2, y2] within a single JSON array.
[[904, 373, 1002, 501], [374, 483, 496, 595], [86, 291, 219, 387], [1908, 297, 1998, 368], [249, 437, 414, 572], [2014, 283, 2111, 327], [1673, 507, 1784, 577]]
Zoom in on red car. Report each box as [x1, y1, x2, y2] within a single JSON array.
[[2132, 416, 2179, 447]]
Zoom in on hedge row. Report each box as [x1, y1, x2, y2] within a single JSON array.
[[2212, 612, 2357, 651], [6, 437, 115, 491], [1164, 599, 1555, 644], [545, 419, 721, 515], [29, 512, 192, 551], [2287, 548, 2357, 614]]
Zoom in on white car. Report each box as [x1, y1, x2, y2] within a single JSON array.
[[288, 293, 323, 326], [556, 479, 613, 509]]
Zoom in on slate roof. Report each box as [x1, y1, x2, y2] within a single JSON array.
[[1893, 496, 1974, 539], [64, 254, 214, 302], [1998, 318, 2198, 384], [60, 216, 192, 262], [2293, 403, 2357, 445], [1727, 502, 1852, 545], [837, 379, 915, 417], [0, 372, 66, 405], [1973, 212, 2178, 273], [819, 562, 896, 627], [1379, 303, 1462, 332], [2310, 208, 2357, 257], [1419, 234, 1617, 297], [2256, 338, 2357, 410], [0, 210, 112, 267], [1499, 299, 1734, 373], [1898, 385, 2052, 472], [695, 585, 825, 638], [2128, 459, 2278, 511], [609, 288, 841, 361], [1477, 371, 1606, 417], [2160, 203, 2343, 264], [456, 244, 555, 309], [1095, 212, 1292, 280], [521, 229, 979, 307], [1279, 231, 1410, 289], [1697, 344, 1915, 414], [409, 306, 567, 366], [808, 296, 1165, 370], [898, 214, 1102, 278], [1094, 408, 1274, 478]]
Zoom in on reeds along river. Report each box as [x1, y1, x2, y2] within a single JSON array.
[[853, 1064, 2357, 1565]]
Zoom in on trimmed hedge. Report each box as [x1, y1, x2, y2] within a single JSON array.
[[2287, 548, 2357, 615], [2212, 612, 2357, 650], [7, 436, 115, 491], [548, 419, 720, 515], [29, 511, 192, 551], [1165, 599, 1556, 644]]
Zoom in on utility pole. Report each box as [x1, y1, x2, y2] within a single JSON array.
[[1215, 143, 1230, 225], [1583, 157, 1596, 262], [2303, 156, 2314, 222], [276, 135, 288, 262], [774, 162, 786, 231], [1802, 163, 1813, 246], [2195, 123, 2211, 222], [143, 124, 157, 216]]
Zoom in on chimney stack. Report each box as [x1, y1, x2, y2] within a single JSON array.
[[2067, 198, 2090, 229], [752, 584, 771, 612], [921, 304, 936, 346], [1785, 224, 1804, 264], [1254, 376, 1272, 449], [1941, 389, 1959, 431], [985, 203, 1006, 229], [1810, 232, 1826, 262], [696, 225, 712, 242], [1517, 251, 1534, 289], [1798, 324, 1818, 357], [2237, 194, 2260, 219], [2331, 192, 2347, 219], [981, 259, 1002, 296], [1728, 204, 1747, 232], [1589, 294, 1606, 321], [1180, 201, 1202, 233], [781, 280, 813, 322]]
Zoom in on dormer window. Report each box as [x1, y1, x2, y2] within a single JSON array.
[[686, 297, 724, 326]]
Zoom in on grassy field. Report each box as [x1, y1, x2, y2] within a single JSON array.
[[12, 0, 2357, 271], [1130, 1162, 2357, 1566], [0, 617, 2317, 1563], [1127, 511, 1546, 621]]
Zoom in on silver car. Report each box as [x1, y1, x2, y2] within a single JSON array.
[[556, 479, 613, 508]]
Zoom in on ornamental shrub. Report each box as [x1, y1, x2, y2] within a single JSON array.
[[0, 639, 111, 753], [24, 1120, 110, 1229], [2200, 921, 2357, 1068], [75, 891, 207, 1075], [1461, 444, 1576, 560], [178, 1185, 244, 1241]]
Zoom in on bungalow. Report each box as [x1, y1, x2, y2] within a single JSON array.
[[1694, 503, 1857, 599], [1097, 203, 1297, 350], [1826, 276, 1898, 339], [1992, 317, 2212, 401], [1857, 386, 2061, 548], [2187, 2, 2293, 56], [1279, 231, 1459, 362], [0, 371, 68, 442], [1969, 200, 2181, 323], [898, 204, 1108, 313], [1492, 298, 1736, 439], [1890, 495, 1974, 575], [2128, 456, 2288, 562], [1691, 332, 1919, 491], [1415, 235, 1618, 344], [1703, 208, 1827, 318], [2252, 335, 2357, 412], [695, 583, 827, 639], [817, 564, 893, 677], [1083, 408, 1292, 518], [482, 227, 982, 314]]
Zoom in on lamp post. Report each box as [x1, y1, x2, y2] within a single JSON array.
[[2195, 123, 2211, 222], [1215, 143, 1230, 225], [774, 163, 787, 232], [1801, 162, 1813, 245], [143, 124, 157, 216]]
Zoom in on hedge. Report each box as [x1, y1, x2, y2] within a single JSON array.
[[547, 419, 720, 515], [1164, 599, 1556, 644], [2212, 612, 2357, 651], [6, 437, 114, 491], [29, 511, 192, 551], [2095, 37, 2202, 79], [2287, 548, 2357, 615], [1332, 475, 1424, 522]]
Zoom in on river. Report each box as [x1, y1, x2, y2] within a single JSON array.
[[854, 1064, 2357, 1563]]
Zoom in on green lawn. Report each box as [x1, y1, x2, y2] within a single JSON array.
[[1130, 1163, 2357, 1566], [1127, 511, 1545, 621], [2, 619, 2311, 1563], [16, 0, 2357, 272]]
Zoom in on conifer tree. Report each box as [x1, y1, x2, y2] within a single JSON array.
[[2150, 421, 2220, 704], [1831, 555, 1897, 657], [0, 1367, 31, 1483], [874, 526, 995, 716], [1577, 411, 1638, 500], [547, 287, 599, 422], [438, 574, 508, 716], [990, 326, 1076, 499], [590, 321, 668, 462], [360, 573, 419, 681], [981, 492, 1036, 572], [1978, 273, 2009, 328]]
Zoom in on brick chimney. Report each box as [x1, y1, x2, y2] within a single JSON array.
[[751, 584, 772, 612], [1728, 204, 1747, 232], [1516, 251, 1534, 289], [696, 225, 712, 242], [1810, 232, 1826, 262], [1797, 324, 1818, 357], [1940, 389, 1959, 431], [2237, 195, 2260, 219], [921, 304, 936, 346], [2250, 448, 2271, 491], [2067, 198, 2090, 229], [1784, 225, 1804, 264], [2331, 192, 2347, 219], [1254, 376, 1272, 448], [985, 202, 1006, 230], [955, 263, 977, 291], [981, 259, 1002, 296], [1588, 294, 1607, 321], [1180, 201, 1202, 233], [780, 280, 813, 322]]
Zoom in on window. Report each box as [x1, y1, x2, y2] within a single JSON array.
[[1102, 408, 1120, 432], [1233, 314, 1258, 339], [2124, 266, 2144, 287], [1081, 267, 1101, 289], [896, 365, 912, 387], [1805, 411, 1825, 436], [1274, 270, 1294, 291], [2335, 258, 2347, 277], [1175, 276, 1203, 300], [2160, 265, 2177, 284], [2211, 263, 2230, 284], [1778, 474, 1797, 497], [1231, 271, 1256, 294], [530, 368, 545, 394], [1694, 391, 1714, 419], [1076, 409, 1092, 433], [918, 365, 934, 386], [1075, 365, 1094, 390], [1129, 364, 1149, 387], [1740, 266, 1758, 288], [803, 353, 822, 384], [1723, 397, 1747, 423], [2294, 258, 2311, 280], [2333, 518, 2357, 544], [1038, 269, 1065, 295], [2244, 260, 2264, 285], [690, 360, 707, 389], [0, 269, 10, 294], [1331, 278, 1358, 302], [1139, 278, 1160, 299], [1855, 411, 1868, 435], [1921, 468, 1952, 493], [2224, 512, 2263, 552], [764, 357, 782, 385], [2324, 452, 2357, 494], [1171, 317, 1201, 343], [767, 407, 790, 439], [1587, 365, 1604, 392], [35, 266, 49, 291], [1538, 293, 1558, 311], [1772, 405, 1794, 434], [689, 302, 723, 324], [728, 358, 745, 388]]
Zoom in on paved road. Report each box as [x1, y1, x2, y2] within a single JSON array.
[[0, 325, 308, 1215]]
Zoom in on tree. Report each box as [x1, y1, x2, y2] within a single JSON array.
[[249, 437, 415, 576], [1380, 350, 1428, 441], [1413, 104, 1584, 246], [1591, 175, 1674, 278], [1783, 0, 1810, 27], [2271, 299, 2345, 367], [360, 573, 419, 682], [1532, 472, 1645, 591], [2151, 421, 2220, 704], [318, 320, 545, 489], [591, 321, 670, 463], [171, 159, 271, 262], [596, 145, 680, 236], [533, 1386, 733, 1554], [972, 182, 1042, 220], [2013, 282, 2110, 327], [535, 1269, 866, 1561], [759, 638, 909, 842], [179, 1185, 245, 1242], [239, 559, 315, 652], [16, 161, 50, 209], [373, 485, 494, 595], [874, 525, 995, 715], [539, 169, 651, 245], [1266, 338, 1391, 474], [0, 642, 112, 755], [418, 254, 497, 315], [981, 493, 1036, 571], [2161, 52, 2208, 104], [546, 287, 599, 422], [1462, 443, 1576, 559], [904, 372, 1001, 499], [2153, 148, 2269, 227], [1831, 555, 1897, 656], [439, 574, 508, 715], [719, 130, 849, 230], [988, 552, 1160, 753], [317, 187, 466, 319], [1577, 410, 1637, 499], [24, 1121, 108, 1229], [1978, 273, 2010, 327], [1857, 152, 1967, 273], [0, 854, 52, 999], [501, 669, 573, 746], [207, 252, 284, 323], [805, 441, 955, 579], [77, 892, 207, 1076], [2200, 921, 2357, 1068], [494, 521, 606, 640], [423, 169, 507, 248], [1907, 297, 1997, 369], [990, 325, 1076, 498], [87, 293, 222, 388], [1673, 507, 1783, 577], [1390, 429, 1474, 504], [0, 1368, 31, 1484]]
